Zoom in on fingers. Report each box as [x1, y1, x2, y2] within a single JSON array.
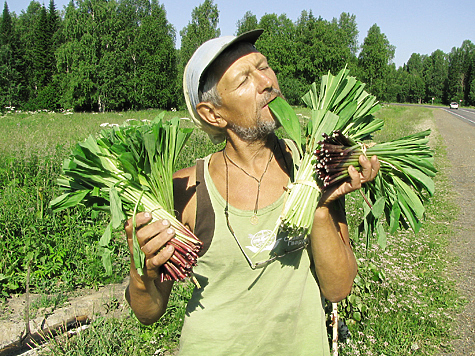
[[140, 220, 175, 256], [124, 211, 152, 238], [145, 243, 175, 271], [350, 155, 379, 188], [347, 164, 362, 190], [124, 212, 177, 280], [369, 155, 380, 180], [358, 155, 380, 183], [320, 155, 380, 206]]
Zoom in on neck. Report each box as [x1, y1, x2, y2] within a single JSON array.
[[224, 133, 276, 172]]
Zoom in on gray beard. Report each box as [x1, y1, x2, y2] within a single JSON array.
[[228, 88, 282, 142], [229, 118, 278, 142]]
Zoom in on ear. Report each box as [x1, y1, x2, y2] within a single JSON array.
[[196, 102, 227, 129]]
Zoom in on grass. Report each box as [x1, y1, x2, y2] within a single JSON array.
[[0, 108, 200, 300], [0, 105, 464, 355], [37, 282, 192, 355]]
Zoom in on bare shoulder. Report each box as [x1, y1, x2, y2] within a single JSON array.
[[173, 165, 196, 181], [173, 165, 197, 230]]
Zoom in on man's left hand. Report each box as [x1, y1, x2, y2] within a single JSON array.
[[318, 155, 380, 207]]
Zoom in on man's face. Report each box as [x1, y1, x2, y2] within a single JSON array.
[[213, 47, 281, 141]]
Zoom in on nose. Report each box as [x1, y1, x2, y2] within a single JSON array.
[[255, 70, 274, 93]]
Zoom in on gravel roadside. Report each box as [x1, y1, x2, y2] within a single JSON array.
[[432, 108, 475, 355]]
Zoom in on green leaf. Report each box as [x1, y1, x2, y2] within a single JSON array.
[[110, 187, 125, 229], [132, 195, 145, 276], [99, 222, 112, 247], [376, 223, 387, 249], [393, 176, 425, 219], [99, 247, 112, 275], [400, 166, 435, 196], [397, 190, 421, 233], [49, 190, 89, 211], [389, 202, 401, 234], [371, 197, 385, 218], [119, 152, 139, 181], [268, 97, 302, 153]]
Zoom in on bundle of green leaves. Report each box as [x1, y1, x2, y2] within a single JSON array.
[[49, 114, 202, 282], [269, 67, 436, 247]]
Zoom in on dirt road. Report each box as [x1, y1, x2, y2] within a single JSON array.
[[433, 108, 475, 355]]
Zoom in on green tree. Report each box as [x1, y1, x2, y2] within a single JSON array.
[[407, 74, 425, 103], [179, 0, 220, 70], [422, 49, 448, 104], [469, 78, 475, 105], [0, 2, 13, 44], [256, 13, 303, 104], [445, 41, 475, 105], [384, 63, 401, 103], [236, 11, 258, 35], [56, 0, 101, 111], [395, 66, 411, 102], [95, 0, 132, 111], [47, 0, 63, 59], [358, 24, 395, 100], [16, 1, 43, 105], [32, 6, 51, 89], [294, 11, 353, 87], [404, 53, 426, 103], [57, 0, 179, 111], [332, 12, 358, 56], [446, 46, 464, 103], [460, 40, 475, 105], [129, 0, 178, 109], [406, 53, 424, 76], [0, 2, 22, 109], [178, 0, 220, 107], [256, 13, 295, 77]]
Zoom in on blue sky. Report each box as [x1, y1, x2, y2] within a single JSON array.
[[7, 0, 475, 68]]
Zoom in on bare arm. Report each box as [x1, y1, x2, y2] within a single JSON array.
[[310, 155, 379, 302], [124, 213, 176, 325]]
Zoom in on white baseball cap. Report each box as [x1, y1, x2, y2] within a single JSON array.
[[183, 29, 264, 144]]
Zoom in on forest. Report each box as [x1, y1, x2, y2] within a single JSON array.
[[1, 0, 474, 112]]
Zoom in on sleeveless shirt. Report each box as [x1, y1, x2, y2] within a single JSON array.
[[178, 145, 330, 356]]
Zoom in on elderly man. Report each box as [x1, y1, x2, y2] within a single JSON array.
[[125, 29, 379, 355]]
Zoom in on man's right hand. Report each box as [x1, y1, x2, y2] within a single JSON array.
[[124, 212, 176, 282]]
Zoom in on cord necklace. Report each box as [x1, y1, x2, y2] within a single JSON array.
[[223, 143, 275, 225]]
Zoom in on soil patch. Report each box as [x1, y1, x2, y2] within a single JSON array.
[[0, 278, 129, 355]]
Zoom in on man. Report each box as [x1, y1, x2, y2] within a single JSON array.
[[125, 29, 380, 355]]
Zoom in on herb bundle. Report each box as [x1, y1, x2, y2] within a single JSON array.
[[49, 114, 202, 282], [269, 67, 436, 246], [315, 129, 436, 246]]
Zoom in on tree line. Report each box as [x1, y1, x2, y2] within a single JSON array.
[[1, 0, 474, 112]]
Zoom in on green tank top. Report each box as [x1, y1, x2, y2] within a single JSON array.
[[178, 147, 330, 356]]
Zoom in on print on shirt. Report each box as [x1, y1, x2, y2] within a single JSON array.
[[245, 230, 307, 254], [245, 230, 276, 254]]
